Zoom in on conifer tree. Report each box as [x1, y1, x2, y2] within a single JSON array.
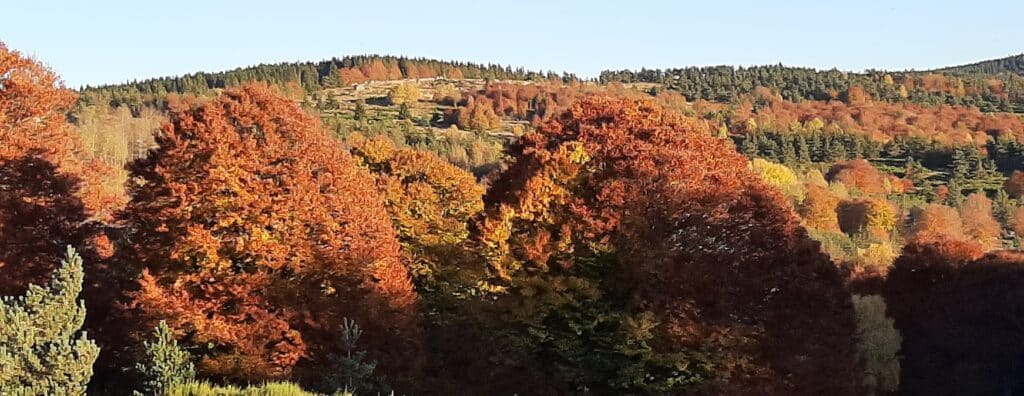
[[136, 321, 195, 395], [0, 246, 99, 395]]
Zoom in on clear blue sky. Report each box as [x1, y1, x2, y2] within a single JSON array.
[[4, 0, 1022, 88]]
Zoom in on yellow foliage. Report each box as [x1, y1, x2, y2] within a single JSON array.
[[388, 82, 421, 105], [866, 199, 897, 232], [857, 241, 897, 273], [751, 158, 798, 186]]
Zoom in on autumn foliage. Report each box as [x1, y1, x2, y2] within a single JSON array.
[[120, 84, 418, 383], [347, 134, 484, 282], [827, 159, 888, 196], [475, 96, 861, 394], [912, 204, 968, 243], [800, 184, 841, 231], [0, 43, 122, 295]]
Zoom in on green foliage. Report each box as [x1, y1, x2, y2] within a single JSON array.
[[852, 295, 901, 394], [0, 247, 100, 395], [600, 63, 1024, 112], [137, 320, 195, 394]]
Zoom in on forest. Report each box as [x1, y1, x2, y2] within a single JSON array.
[[5, 39, 1024, 396]]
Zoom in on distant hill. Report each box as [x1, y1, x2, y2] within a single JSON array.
[[935, 54, 1024, 75]]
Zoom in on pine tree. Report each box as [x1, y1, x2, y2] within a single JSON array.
[[0, 246, 99, 395], [325, 318, 377, 394], [136, 321, 195, 394]]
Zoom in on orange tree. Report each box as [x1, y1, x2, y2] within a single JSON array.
[[470, 96, 862, 394], [120, 84, 419, 387], [0, 42, 121, 294]]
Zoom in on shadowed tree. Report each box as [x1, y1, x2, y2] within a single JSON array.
[[885, 243, 1024, 395], [470, 96, 862, 394]]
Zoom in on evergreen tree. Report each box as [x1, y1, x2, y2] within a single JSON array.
[[0, 247, 99, 395], [353, 99, 367, 122], [136, 321, 195, 395], [325, 318, 377, 394]]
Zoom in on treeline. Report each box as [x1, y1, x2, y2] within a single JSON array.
[[81, 55, 578, 109], [600, 64, 1024, 113], [935, 53, 1024, 75]]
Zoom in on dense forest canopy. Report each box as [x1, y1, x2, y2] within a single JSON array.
[[600, 62, 1024, 113]]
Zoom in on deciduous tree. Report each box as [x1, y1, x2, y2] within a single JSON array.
[[121, 84, 419, 385], [473, 96, 861, 394]]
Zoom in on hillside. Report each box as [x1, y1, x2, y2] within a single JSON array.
[[935, 54, 1024, 75]]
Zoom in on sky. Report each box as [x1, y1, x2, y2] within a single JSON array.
[[3, 0, 1022, 88]]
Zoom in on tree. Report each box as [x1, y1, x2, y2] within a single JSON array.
[[324, 318, 377, 394], [851, 294, 901, 395], [347, 135, 484, 289], [800, 184, 841, 231], [388, 82, 421, 106], [750, 158, 804, 203], [473, 96, 862, 394], [1004, 170, 1024, 198], [136, 320, 195, 395], [885, 244, 1024, 395], [912, 204, 966, 243], [827, 159, 888, 197], [846, 85, 871, 105], [959, 193, 1001, 250], [0, 246, 99, 395], [0, 42, 117, 295], [456, 97, 501, 132], [121, 84, 419, 385]]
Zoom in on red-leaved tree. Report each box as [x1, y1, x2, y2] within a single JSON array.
[[473, 96, 862, 394], [120, 84, 419, 385]]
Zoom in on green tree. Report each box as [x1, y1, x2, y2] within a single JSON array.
[[136, 321, 195, 395], [0, 246, 99, 395], [852, 295, 901, 395], [325, 318, 378, 394]]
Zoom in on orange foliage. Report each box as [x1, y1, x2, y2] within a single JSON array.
[[959, 193, 1001, 250], [846, 85, 871, 105], [122, 84, 419, 383], [1012, 206, 1024, 236], [476, 96, 861, 394], [360, 60, 389, 81], [800, 184, 841, 231], [456, 96, 501, 132], [722, 93, 1024, 146], [0, 42, 121, 294], [827, 159, 888, 196], [913, 204, 966, 243]]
